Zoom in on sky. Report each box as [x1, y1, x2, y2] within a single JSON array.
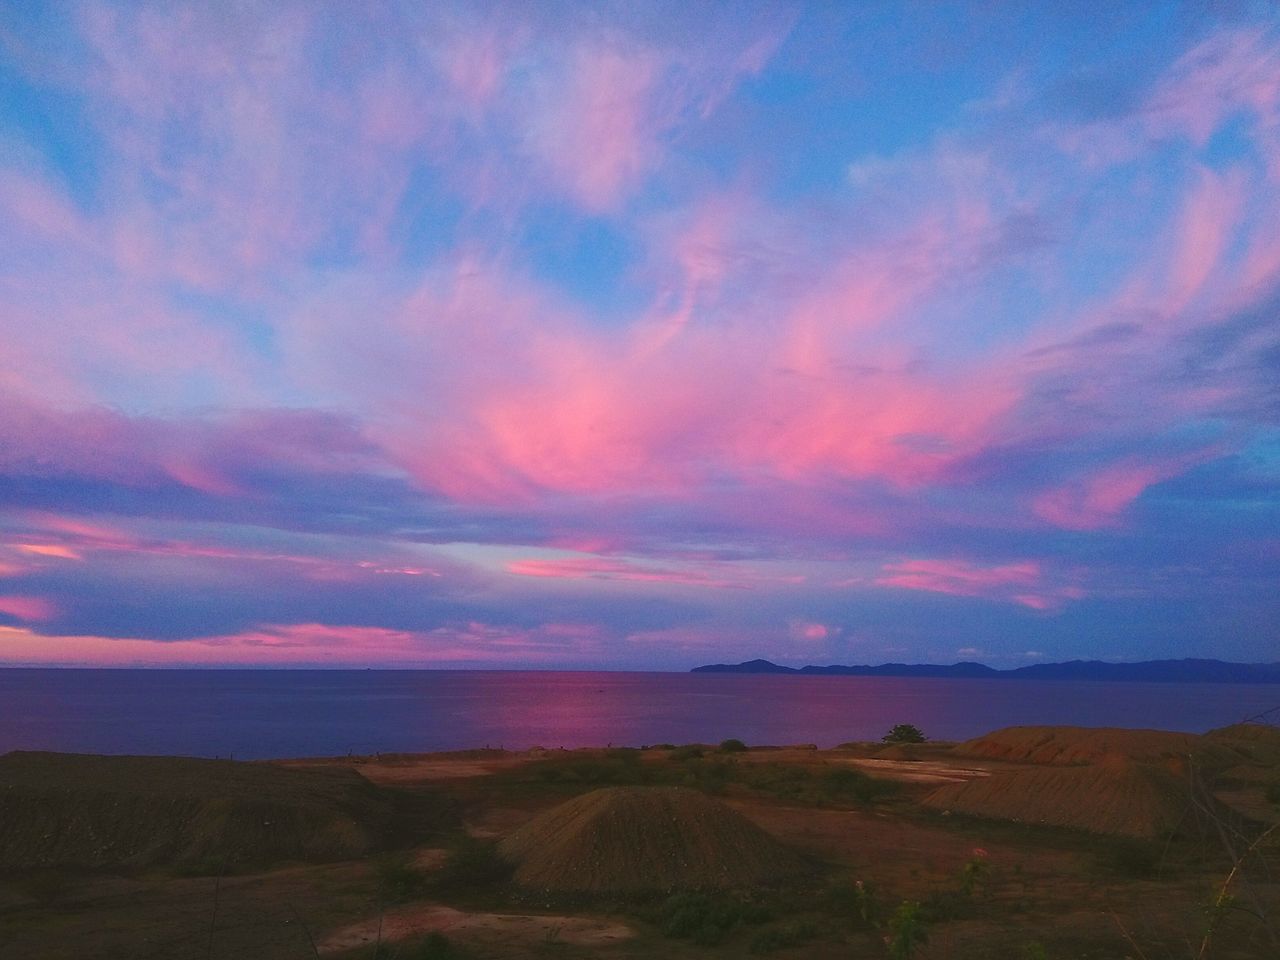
[[0, 2, 1278, 670]]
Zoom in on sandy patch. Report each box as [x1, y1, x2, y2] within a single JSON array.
[[833, 757, 994, 783], [318, 903, 633, 953]]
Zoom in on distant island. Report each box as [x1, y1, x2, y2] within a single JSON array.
[[690, 658, 1280, 683]]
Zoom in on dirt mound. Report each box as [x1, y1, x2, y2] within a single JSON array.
[[498, 786, 809, 893], [1206, 723, 1280, 765], [0, 751, 412, 872], [922, 759, 1234, 838], [953, 726, 1241, 769]]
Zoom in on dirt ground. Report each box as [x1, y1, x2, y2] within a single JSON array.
[[1, 739, 1277, 960]]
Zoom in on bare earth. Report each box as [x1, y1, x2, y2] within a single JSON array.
[[1, 728, 1277, 959]]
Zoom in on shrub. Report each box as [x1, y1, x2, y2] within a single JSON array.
[[688, 760, 732, 794], [658, 891, 768, 945], [882, 724, 927, 744], [670, 745, 705, 761], [719, 738, 749, 753], [748, 920, 819, 953], [17, 868, 71, 904], [375, 852, 427, 903], [414, 932, 464, 959], [960, 850, 991, 897], [887, 901, 929, 959], [821, 767, 898, 803], [844, 878, 880, 926], [527, 757, 647, 785], [437, 837, 512, 890]]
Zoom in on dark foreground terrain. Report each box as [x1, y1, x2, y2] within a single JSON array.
[[1, 724, 1278, 959]]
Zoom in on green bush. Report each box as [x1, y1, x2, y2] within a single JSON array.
[[719, 738, 749, 752], [887, 901, 929, 959], [882, 724, 927, 744]]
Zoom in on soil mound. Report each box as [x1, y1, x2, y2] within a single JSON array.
[[953, 726, 1240, 769], [0, 751, 407, 871], [1206, 723, 1280, 765], [922, 759, 1231, 838], [498, 786, 809, 893]]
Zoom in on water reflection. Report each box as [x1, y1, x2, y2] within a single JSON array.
[[0, 669, 1271, 760]]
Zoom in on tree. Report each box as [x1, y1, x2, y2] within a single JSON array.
[[882, 723, 927, 744]]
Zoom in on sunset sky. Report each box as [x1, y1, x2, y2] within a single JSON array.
[[1, 2, 1278, 669]]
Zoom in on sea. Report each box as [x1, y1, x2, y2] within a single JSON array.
[[1, 669, 1276, 761]]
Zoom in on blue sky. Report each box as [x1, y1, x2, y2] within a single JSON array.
[[0, 2, 1277, 668]]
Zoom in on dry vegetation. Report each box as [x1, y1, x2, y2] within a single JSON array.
[[0, 725, 1277, 959], [0, 751, 447, 873]]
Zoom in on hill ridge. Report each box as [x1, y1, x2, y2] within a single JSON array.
[[690, 657, 1280, 683]]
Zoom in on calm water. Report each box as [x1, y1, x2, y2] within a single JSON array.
[[1, 669, 1275, 760]]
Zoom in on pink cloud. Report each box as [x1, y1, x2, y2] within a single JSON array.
[[0, 596, 57, 622], [1165, 166, 1247, 313], [1032, 453, 1211, 530], [874, 558, 1082, 611], [1051, 28, 1280, 167], [876, 558, 1040, 595], [14, 544, 83, 561], [524, 44, 664, 211], [0, 619, 607, 666], [506, 556, 740, 589], [0, 510, 443, 585], [1143, 28, 1280, 148], [789, 620, 832, 642], [331, 213, 1021, 507]]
